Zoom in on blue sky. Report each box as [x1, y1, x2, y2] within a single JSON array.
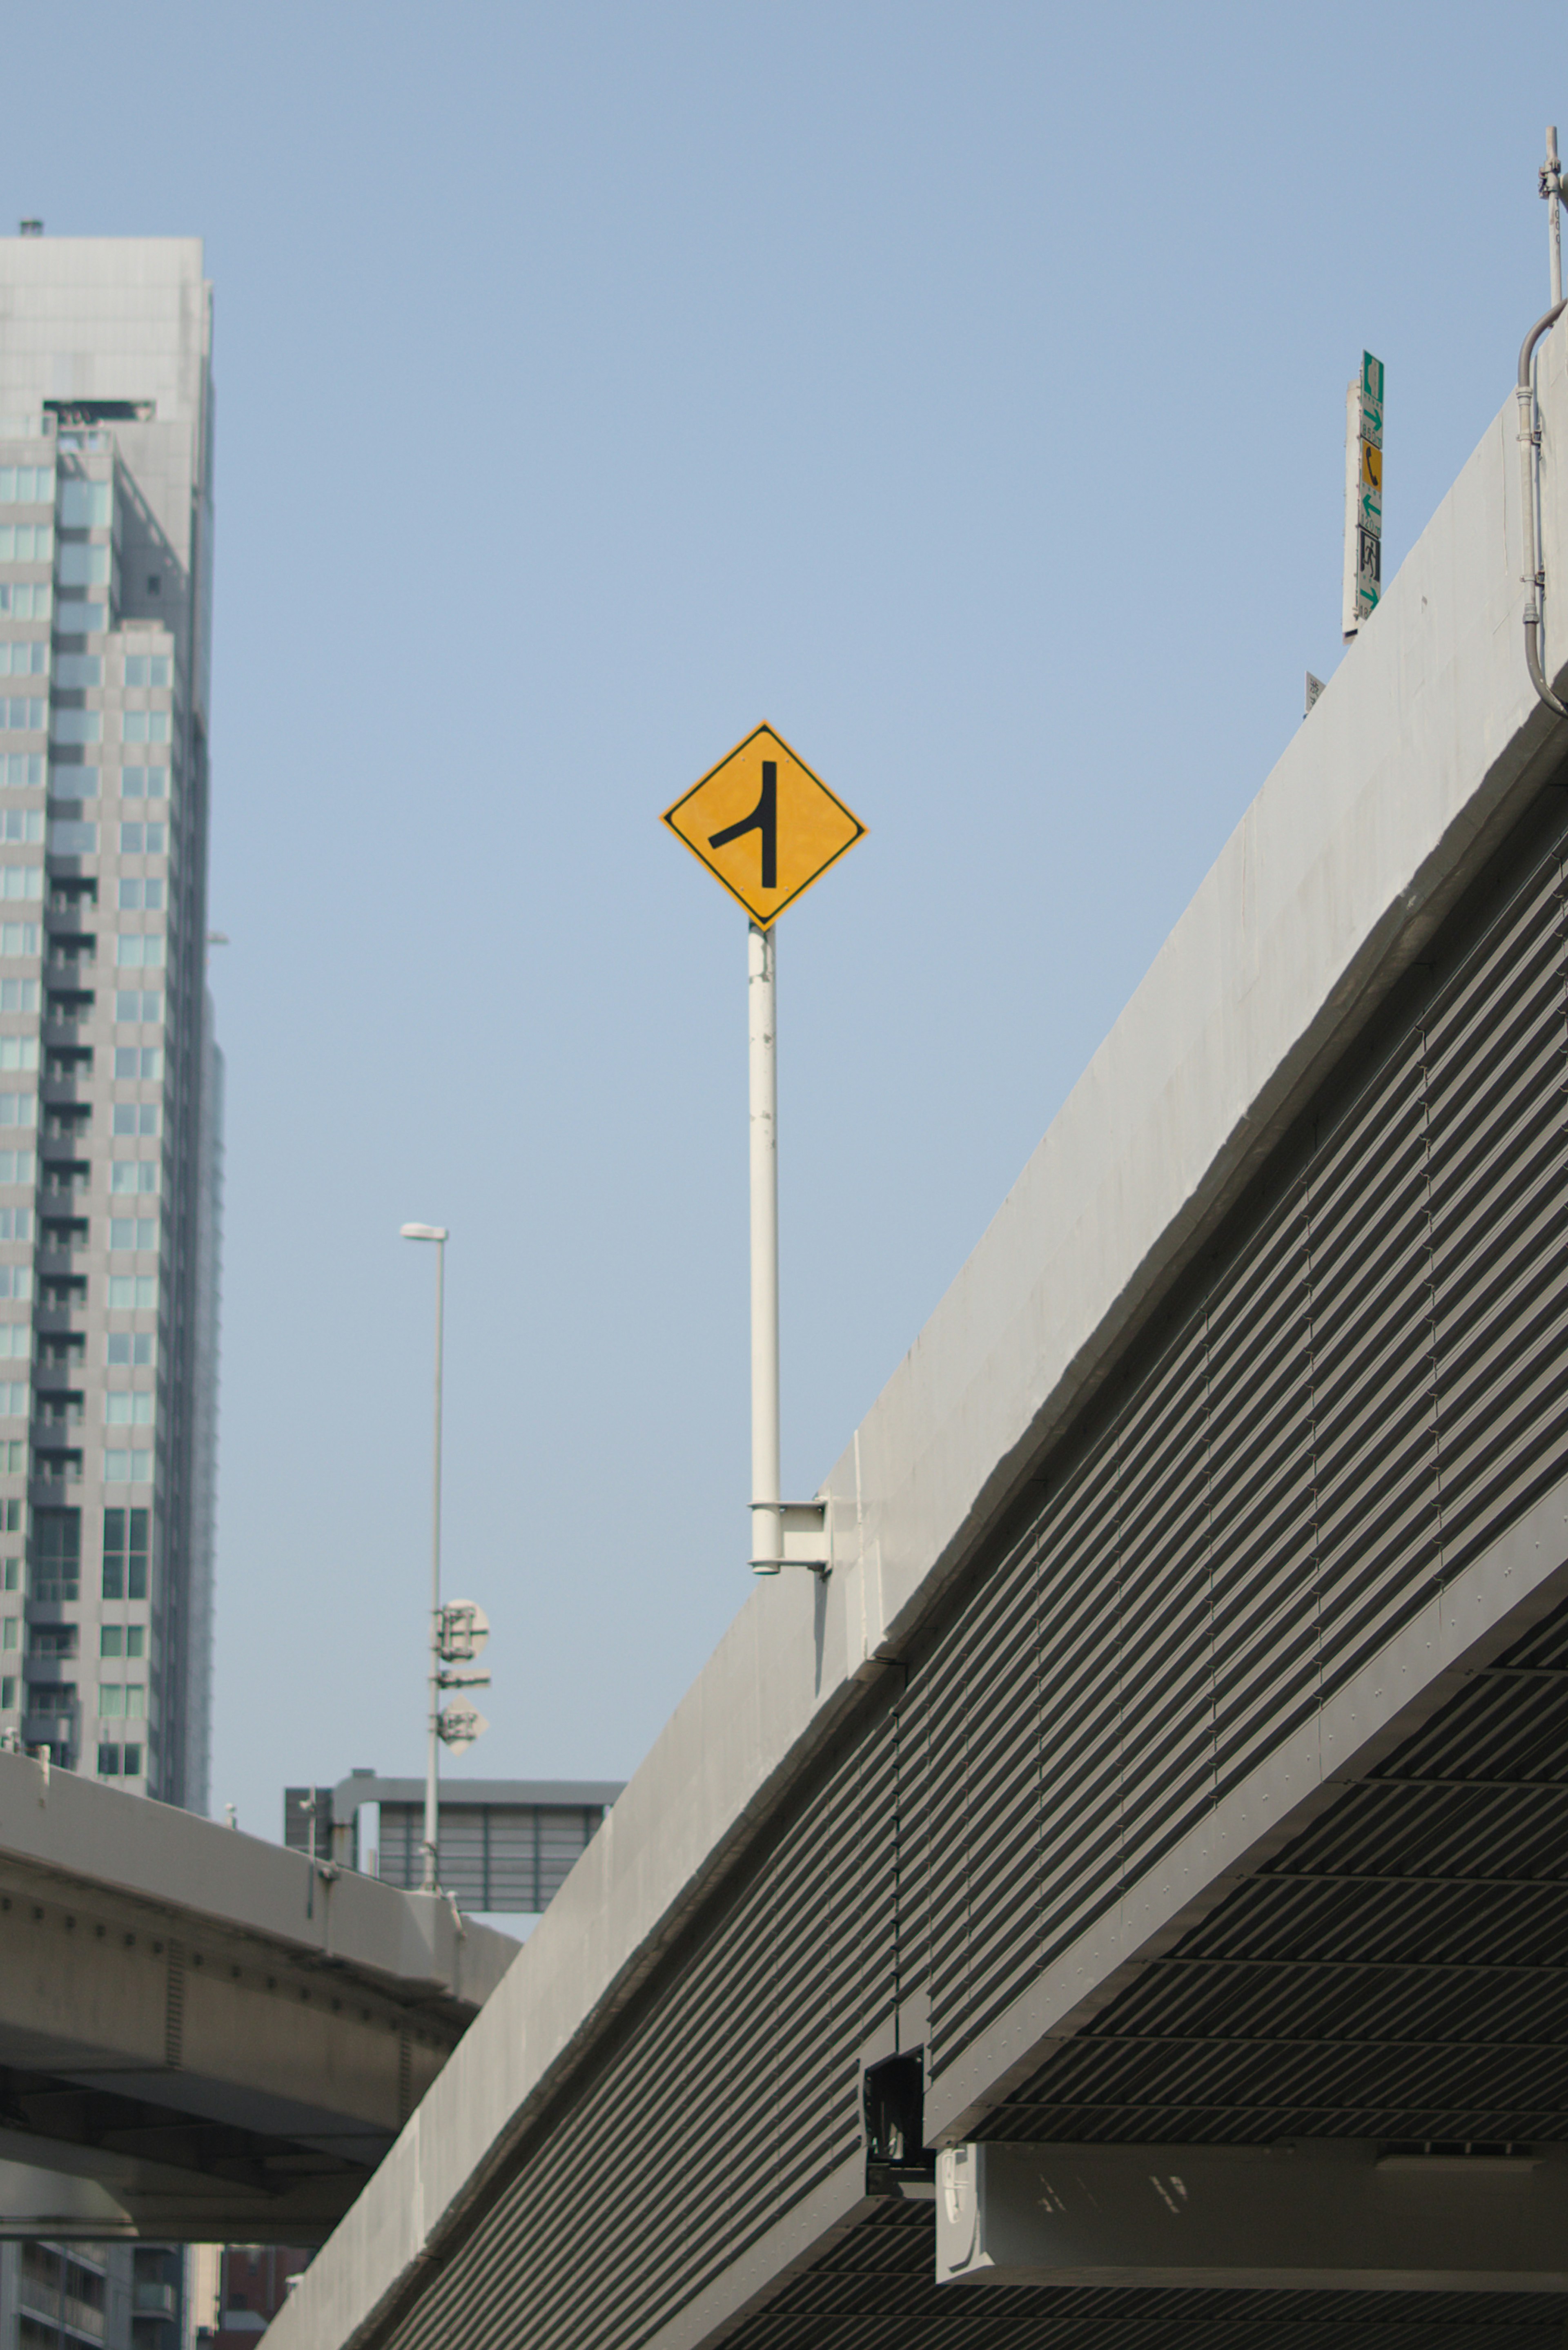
[[3, 0, 1558, 1847]]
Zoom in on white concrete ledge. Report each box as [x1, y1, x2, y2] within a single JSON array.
[[0, 1748, 515, 2007], [267, 326, 1568, 2350]]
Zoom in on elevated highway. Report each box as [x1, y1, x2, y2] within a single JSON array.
[[0, 1748, 515, 2241], [272, 313, 1568, 2350]]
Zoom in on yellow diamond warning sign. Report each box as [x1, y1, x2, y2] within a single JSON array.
[[662, 723, 866, 927]]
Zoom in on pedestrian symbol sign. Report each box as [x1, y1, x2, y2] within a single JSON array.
[[663, 722, 866, 927]]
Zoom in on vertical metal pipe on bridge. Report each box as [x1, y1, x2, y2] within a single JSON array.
[[748, 920, 782, 1573]]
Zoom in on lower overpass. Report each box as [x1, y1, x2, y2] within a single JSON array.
[[0, 1746, 515, 2242], [268, 317, 1568, 2350]]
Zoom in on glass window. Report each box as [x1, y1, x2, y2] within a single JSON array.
[[53, 653, 100, 688], [0, 643, 47, 676], [58, 480, 110, 528], [105, 1334, 154, 1367], [0, 1316, 31, 1354], [0, 468, 55, 505], [102, 1449, 151, 1485], [0, 1382, 26, 1418], [2, 1617, 15, 1651], [106, 1275, 157, 1309], [0, 1210, 31, 1241], [2, 754, 44, 787], [0, 869, 40, 901], [50, 710, 99, 745], [115, 991, 163, 1024], [0, 524, 52, 561], [123, 656, 172, 687], [125, 1684, 145, 1717], [105, 1392, 153, 1425], [109, 1162, 159, 1196], [120, 711, 171, 746], [118, 762, 169, 800], [0, 985, 35, 1013], [117, 822, 166, 854], [122, 1741, 141, 1775], [100, 1625, 122, 1658], [0, 1096, 34, 1130], [0, 812, 42, 844], [56, 543, 108, 587], [98, 1684, 124, 1717], [115, 937, 165, 968], [47, 820, 94, 852], [112, 1106, 159, 1137], [0, 1041, 36, 1072], [101, 1505, 149, 1599], [1, 698, 45, 731], [0, 925, 39, 956], [0, 1269, 30, 1303], [113, 1048, 162, 1081], [117, 879, 164, 912], [47, 764, 93, 800], [33, 1507, 80, 1603], [108, 1216, 158, 1250], [0, 586, 49, 620], [97, 1741, 120, 1773], [54, 600, 104, 634]]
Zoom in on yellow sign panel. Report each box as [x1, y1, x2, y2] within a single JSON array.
[[662, 722, 866, 927], [1360, 439, 1383, 492]]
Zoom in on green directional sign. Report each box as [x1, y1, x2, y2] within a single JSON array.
[[1344, 352, 1385, 638]]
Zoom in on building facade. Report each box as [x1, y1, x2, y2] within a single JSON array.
[[0, 233, 221, 1811], [192, 2245, 311, 2344], [0, 232, 222, 2350]]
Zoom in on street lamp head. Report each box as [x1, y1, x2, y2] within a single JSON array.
[[400, 1223, 448, 1243]]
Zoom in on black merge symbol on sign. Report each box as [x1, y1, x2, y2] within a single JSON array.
[[708, 760, 777, 891]]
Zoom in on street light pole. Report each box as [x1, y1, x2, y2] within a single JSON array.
[[401, 1222, 448, 1893]]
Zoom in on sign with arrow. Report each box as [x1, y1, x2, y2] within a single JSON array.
[[1343, 350, 1385, 638], [662, 722, 866, 928]]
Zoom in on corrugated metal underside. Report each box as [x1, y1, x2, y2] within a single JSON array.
[[369, 798, 1568, 2350], [717, 2201, 1562, 2349], [989, 1594, 1568, 2147], [707, 1589, 1568, 2348]]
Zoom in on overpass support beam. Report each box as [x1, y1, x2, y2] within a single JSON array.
[[936, 2141, 1568, 2294]]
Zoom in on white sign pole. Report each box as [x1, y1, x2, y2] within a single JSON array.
[[748, 919, 783, 1574], [1546, 126, 1563, 308], [424, 1233, 445, 1890], [1341, 379, 1363, 642]]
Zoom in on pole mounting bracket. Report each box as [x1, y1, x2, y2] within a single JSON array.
[[752, 1498, 831, 1579]]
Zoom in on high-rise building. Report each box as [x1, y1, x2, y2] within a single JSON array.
[[0, 232, 222, 1813]]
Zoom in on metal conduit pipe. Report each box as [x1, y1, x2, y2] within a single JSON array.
[[1517, 296, 1568, 718]]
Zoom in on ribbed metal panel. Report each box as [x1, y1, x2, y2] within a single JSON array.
[[376, 1799, 606, 1912], [369, 818, 1568, 2347], [717, 2202, 1561, 2350], [383, 1725, 875, 2350], [988, 1579, 1568, 2156]]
